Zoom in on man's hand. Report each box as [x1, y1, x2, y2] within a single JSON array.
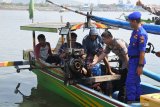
[[59, 52, 66, 59], [82, 54, 87, 60], [109, 70, 115, 75], [137, 66, 143, 76], [136, 0, 143, 6], [155, 51, 160, 57], [89, 62, 96, 69]]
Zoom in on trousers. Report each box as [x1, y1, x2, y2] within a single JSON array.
[[126, 58, 141, 101]]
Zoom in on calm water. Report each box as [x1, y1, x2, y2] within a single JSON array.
[[0, 10, 160, 107]]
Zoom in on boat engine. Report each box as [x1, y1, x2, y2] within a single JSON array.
[[64, 48, 84, 85]]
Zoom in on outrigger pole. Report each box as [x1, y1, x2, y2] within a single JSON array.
[[47, 0, 160, 35], [46, 0, 87, 16], [0, 61, 30, 67]]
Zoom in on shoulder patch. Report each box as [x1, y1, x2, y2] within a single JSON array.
[[140, 36, 144, 43], [134, 35, 138, 39]]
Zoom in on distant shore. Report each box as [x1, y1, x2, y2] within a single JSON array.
[[0, 3, 145, 12], [0, 3, 60, 11]]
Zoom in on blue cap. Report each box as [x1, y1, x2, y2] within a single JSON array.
[[128, 12, 141, 20]]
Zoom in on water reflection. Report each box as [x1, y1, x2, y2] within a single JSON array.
[[15, 83, 77, 107]]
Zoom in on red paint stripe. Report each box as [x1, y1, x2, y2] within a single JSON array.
[[76, 23, 83, 29], [95, 23, 102, 28], [0, 63, 4, 67]]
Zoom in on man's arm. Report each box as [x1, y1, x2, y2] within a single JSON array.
[[123, 53, 129, 69], [117, 40, 129, 69], [103, 56, 115, 75], [137, 51, 145, 76], [90, 52, 106, 67], [47, 42, 52, 56], [34, 44, 40, 60], [137, 34, 147, 76], [58, 44, 66, 59]]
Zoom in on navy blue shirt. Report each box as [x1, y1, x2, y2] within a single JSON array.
[[128, 26, 148, 56], [82, 35, 103, 55], [58, 42, 83, 55]]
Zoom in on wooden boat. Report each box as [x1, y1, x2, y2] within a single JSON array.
[[117, 13, 154, 24], [19, 21, 160, 107]]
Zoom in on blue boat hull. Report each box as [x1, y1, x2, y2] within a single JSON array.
[[91, 16, 160, 35]]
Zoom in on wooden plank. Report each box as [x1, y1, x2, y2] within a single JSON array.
[[84, 74, 121, 83]]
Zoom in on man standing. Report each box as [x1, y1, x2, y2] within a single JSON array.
[[90, 31, 129, 102], [126, 12, 148, 102]]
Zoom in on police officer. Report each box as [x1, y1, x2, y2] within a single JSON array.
[[90, 31, 129, 102], [126, 12, 148, 103]]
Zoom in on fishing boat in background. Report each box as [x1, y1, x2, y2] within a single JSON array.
[[117, 13, 155, 24]]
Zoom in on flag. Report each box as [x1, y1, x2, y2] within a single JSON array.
[[29, 0, 34, 20]]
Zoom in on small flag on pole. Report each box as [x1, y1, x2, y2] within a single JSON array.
[[29, 0, 34, 20]]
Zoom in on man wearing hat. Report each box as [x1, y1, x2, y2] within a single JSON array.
[[82, 27, 103, 72], [126, 12, 148, 102]]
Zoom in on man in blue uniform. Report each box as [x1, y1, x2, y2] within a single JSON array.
[[126, 12, 148, 102]]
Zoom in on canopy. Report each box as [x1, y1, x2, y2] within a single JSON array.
[[21, 22, 110, 33], [20, 22, 67, 32], [71, 22, 108, 30]]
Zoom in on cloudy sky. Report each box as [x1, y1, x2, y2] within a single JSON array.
[[74, 0, 160, 5]]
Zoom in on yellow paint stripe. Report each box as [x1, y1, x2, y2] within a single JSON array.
[[4, 61, 14, 66], [54, 80, 87, 106], [36, 62, 104, 106], [57, 82, 96, 107], [81, 93, 104, 107]]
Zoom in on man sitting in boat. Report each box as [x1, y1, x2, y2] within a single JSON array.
[[82, 27, 104, 75], [34, 34, 61, 65], [58, 32, 83, 62], [89, 31, 129, 102]]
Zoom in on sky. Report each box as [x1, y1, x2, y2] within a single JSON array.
[[74, 0, 160, 5]]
